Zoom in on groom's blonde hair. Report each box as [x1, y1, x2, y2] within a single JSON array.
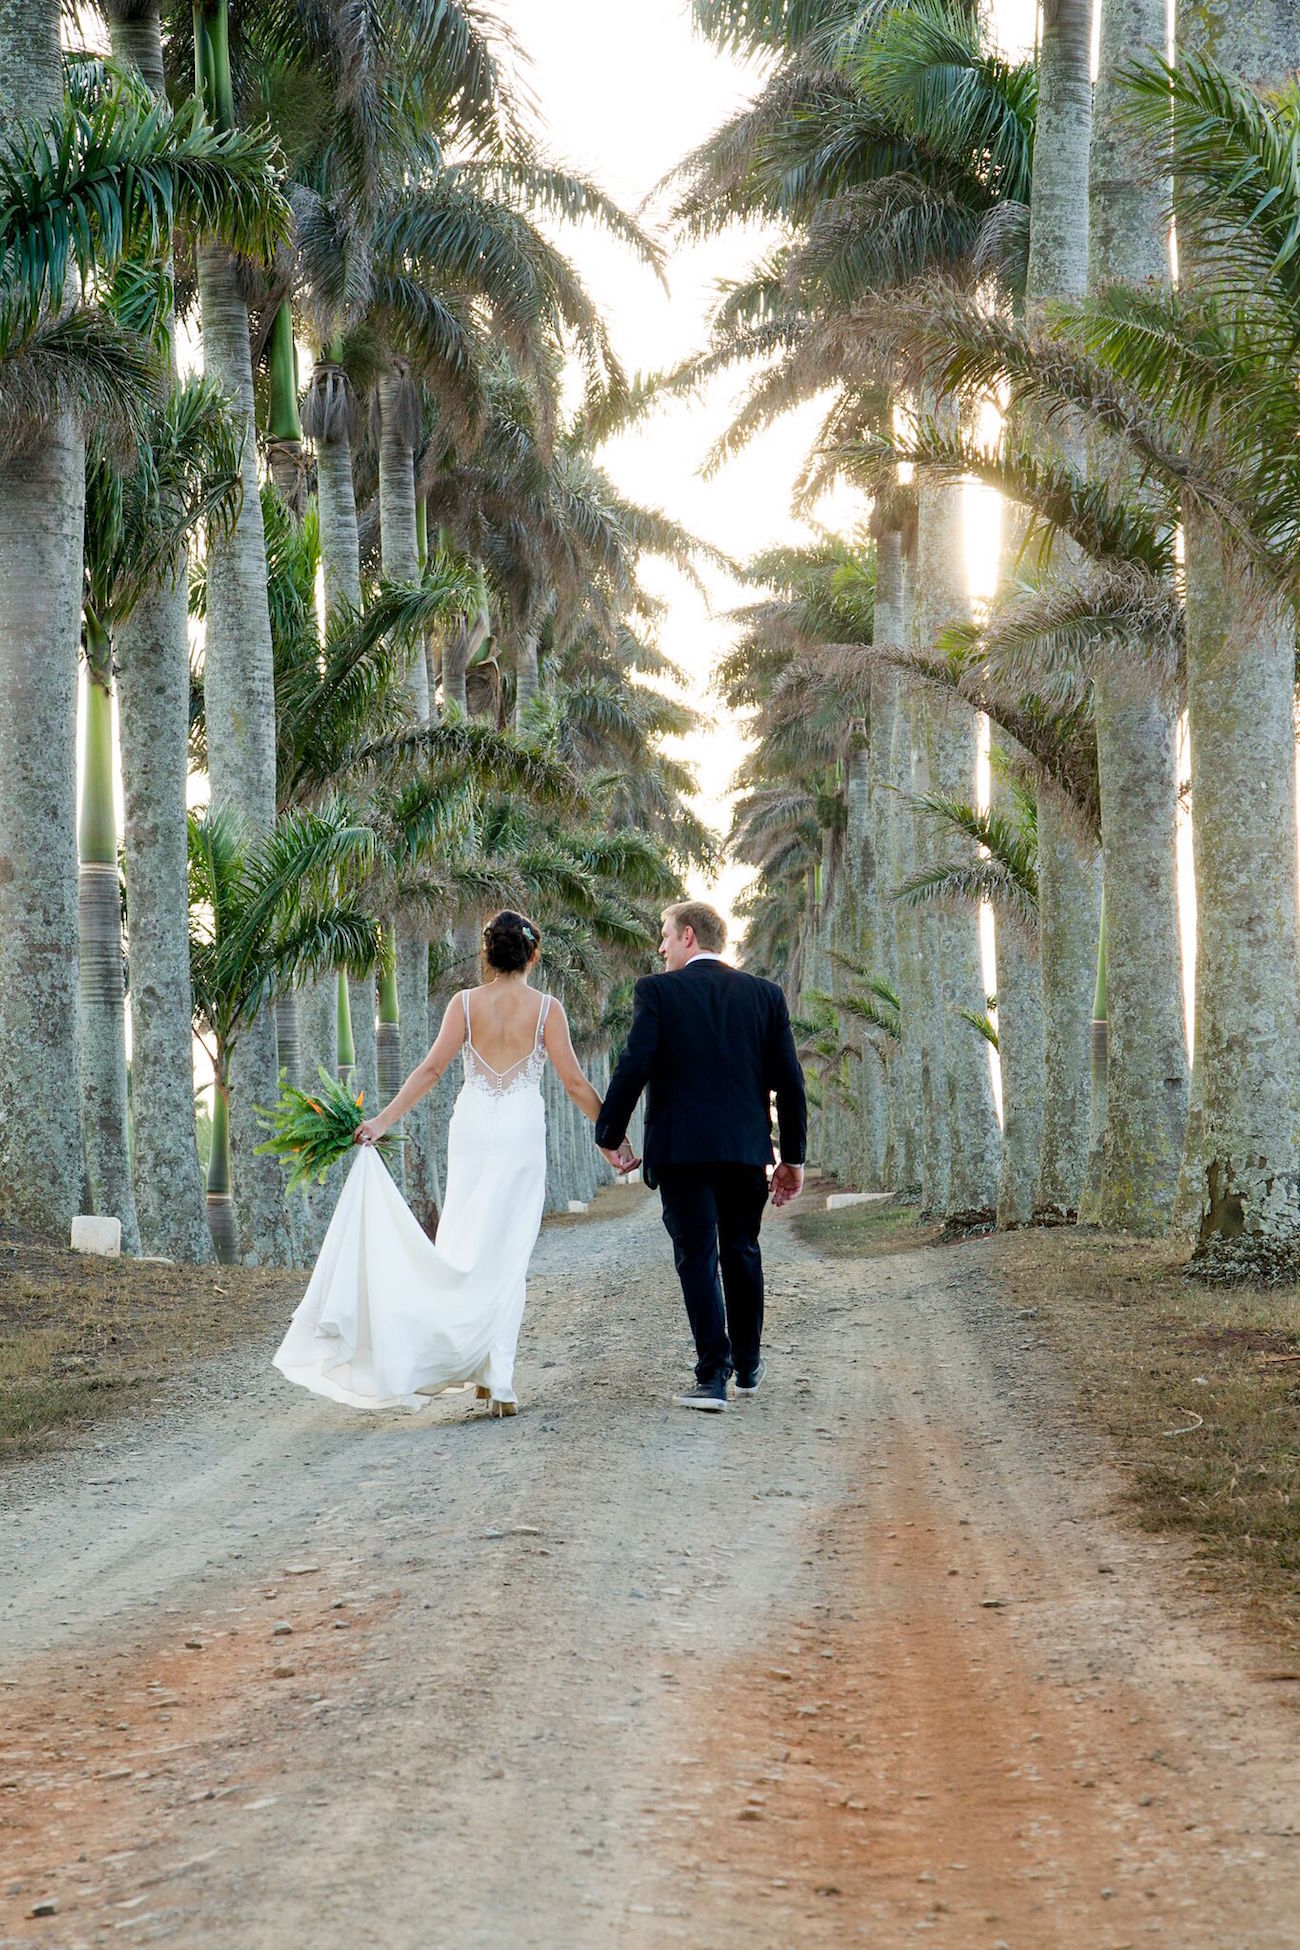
[[662, 900, 726, 954]]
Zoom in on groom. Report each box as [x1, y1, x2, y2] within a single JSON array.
[[595, 901, 807, 1412]]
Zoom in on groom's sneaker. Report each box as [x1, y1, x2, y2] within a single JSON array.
[[672, 1378, 728, 1413], [733, 1357, 768, 1397]]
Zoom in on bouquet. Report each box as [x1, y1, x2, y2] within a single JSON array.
[[257, 1066, 404, 1192]]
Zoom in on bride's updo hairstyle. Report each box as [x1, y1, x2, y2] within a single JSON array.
[[482, 909, 541, 975]]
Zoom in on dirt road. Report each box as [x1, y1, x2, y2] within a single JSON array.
[[2, 1188, 1298, 1948]]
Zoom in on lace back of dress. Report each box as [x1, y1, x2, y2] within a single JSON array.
[[462, 991, 550, 1099]]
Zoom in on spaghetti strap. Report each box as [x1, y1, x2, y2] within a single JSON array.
[[461, 989, 472, 1045], [536, 993, 552, 1043]]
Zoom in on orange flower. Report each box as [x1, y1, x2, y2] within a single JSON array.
[[306, 1098, 323, 1113], [355, 1093, 364, 1108]]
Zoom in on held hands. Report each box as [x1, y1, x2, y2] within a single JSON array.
[[598, 1139, 640, 1176], [770, 1162, 804, 1208]]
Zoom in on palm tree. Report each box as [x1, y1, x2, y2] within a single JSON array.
[[1015, 0, 1101, 1223], [1168, 10, 1300, 1274], [80, 373, 242, 1256], [188, 803, 382, 1262], [0, 38, 287, 1243], [1083, 0, 1189, 1234], [189, 4, 297, 1262], [106, 0, 212, 1264], [675, 0, 1037, 1219]]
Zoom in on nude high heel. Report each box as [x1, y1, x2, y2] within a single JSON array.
[[488, 1398, 517, 1418]]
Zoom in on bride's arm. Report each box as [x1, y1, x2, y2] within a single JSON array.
[[356, 998, 465, 1144], [543, 1001, 603, 1122]]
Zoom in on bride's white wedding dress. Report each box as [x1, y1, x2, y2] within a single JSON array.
[[273, 991, 553, 1411]]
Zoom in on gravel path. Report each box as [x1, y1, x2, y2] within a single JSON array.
[[2, 1187, 1298, 1947]]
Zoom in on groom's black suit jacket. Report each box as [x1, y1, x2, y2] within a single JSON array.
[[595, 958, 807, 1188]]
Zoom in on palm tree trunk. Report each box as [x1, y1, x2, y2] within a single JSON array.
[[117, 571, 214, 1261], [1094, 679, 1187, 1230], [1024, 0, 1101, 1224], [991, 760, 1045, 1229], [106, 1, 212, 1265], [78, 647, 141, 1253], [107, 5, 166, 89], [1170, 0, 1300, 1273], [1180, 539, 1300, 1270], [990, 508, 1045, 1229], [1080, 0, 1189, 1233], [300, 968, 341, 1249], [376, 943, 404, 1191], [274, 993, 302, 1086], [317, 433, 361, 615], [194, 250, 288, 1259], [1033, 809, 1101, 1218], [206, 1074, 238, 1264], [379, 370, 436, 1230], [866, 554, 900, 1189], [443, 604, 490, 719], [544, 1063, 568, 1211], [349, 974, 378, 1105], [0, 3, 87, 1241], [265, 300, 304, 510], [514, 627, 541, 729], [904, 690, 951, 1215], [877, 532, 920, 1193], [194, 3, 291, 1265], [1078, 899, 1108, 1222], [913, 474, 1000, 1219]]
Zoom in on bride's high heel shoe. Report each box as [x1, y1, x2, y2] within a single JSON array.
[[488, 1397, 517, 1418], [475, 1385, 491, 1401]]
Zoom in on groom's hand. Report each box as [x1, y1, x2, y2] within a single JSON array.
[[770, 1162, 804, 1208]]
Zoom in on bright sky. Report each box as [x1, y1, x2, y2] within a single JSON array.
[[497, 0, 1041, 923]]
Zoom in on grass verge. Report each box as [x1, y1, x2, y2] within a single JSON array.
[[795, 1194, 1300, 1651], [989, 1227, 1300, 1647], [790, 1190, 941, 1260], [0, 1232, 303, 1463]]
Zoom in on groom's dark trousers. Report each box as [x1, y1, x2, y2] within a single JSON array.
[[657, 1163, 769, 1383], [596, 957, 806, 1385]]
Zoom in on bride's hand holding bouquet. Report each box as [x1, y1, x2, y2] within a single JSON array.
[[258, 1069, 404, 1189]]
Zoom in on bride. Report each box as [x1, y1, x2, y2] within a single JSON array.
[[273, 910, 606, 1417]]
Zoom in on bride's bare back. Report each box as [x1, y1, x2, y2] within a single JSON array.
[[465, 979, 548, 1076]]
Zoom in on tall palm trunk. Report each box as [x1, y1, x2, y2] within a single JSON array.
[[1079, 0, 1189, 1233], [863, 551, 898, 1190], [514, 627, 541, 729], [78, 640, 141, 1252], [844, 740, 886, 1187], [443, 606, 490, 717], [1171, 0, 1300, 1274], [885, 543, 922, 1194], [990, 504, 1045, 1229], [376, 947, 404, 1192], [194, 2, 292, 1265], [904, 690, 950, 1212], [302, 354, 362, 1240], [0, 2, 87, 1240], [1025, 0, 1102, 1221], [117, 568, 214, 1260], [914, 475, 1000, 1219], [991, 757, 1045, 1227], [378, 368, 437, 1229], [105, 0, 213, 1265], [265, 301, 305, 510], [206, 1075, 237, 1263]]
